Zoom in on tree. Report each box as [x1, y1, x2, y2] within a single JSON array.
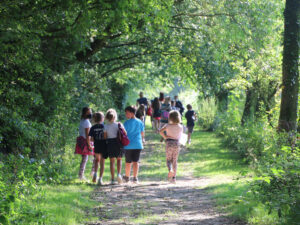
[[278, 0, 300, 132]]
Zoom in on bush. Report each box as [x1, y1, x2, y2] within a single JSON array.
[[197, 97, 218, 130], [251, 145, 300, 223]]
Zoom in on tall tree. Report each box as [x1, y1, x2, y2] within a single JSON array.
[[278, 0, 300, 132]]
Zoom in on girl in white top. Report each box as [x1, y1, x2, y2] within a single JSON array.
[[104, 109, 126, 185], [159, 110, 183, 183], [76, 107, 93, 180]]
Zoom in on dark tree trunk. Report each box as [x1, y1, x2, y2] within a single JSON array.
[[278, 0, 299, 132], [241, 87, 256, 125]]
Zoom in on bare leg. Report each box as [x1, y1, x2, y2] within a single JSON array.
[[79, 155, 88, 178], [117, 157, 122, 174], [99, 157, 105, 178], [110, 158, 115, 180], [125, 163, 132, 177], [132, 162, 139, 178], [188, 132, 192, 143]]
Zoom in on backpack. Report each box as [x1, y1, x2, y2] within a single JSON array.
[[118, 123, 130, 146], [160, 108, 170, 122], [146, 107, 152, 116]]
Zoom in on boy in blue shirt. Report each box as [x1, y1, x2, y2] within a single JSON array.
[[123, 106, 144, 183]]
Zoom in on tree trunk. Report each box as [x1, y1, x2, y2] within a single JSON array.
[[241, 87, 256, 125], [278, 0, 299, 132]]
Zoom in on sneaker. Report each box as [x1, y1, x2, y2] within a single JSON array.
[[168, 171, 174, 182], [92, 173, 97, 183], [98, 178, 104, 186], [110, 179, 117, 185], [133, 177, 139, 184], [122, 175, 129, 183], [117, 174, 123, 184]]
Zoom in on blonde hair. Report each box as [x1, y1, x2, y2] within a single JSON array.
[[105, 108, 117, 122], [164, 96, 171, 105], [168, 110, 181, 124]]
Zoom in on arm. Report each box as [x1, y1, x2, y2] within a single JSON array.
[[85, 128, 92, 150], [159, 126, 169, 140], [104, 132, 107, 139]]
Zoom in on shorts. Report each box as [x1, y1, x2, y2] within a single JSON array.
[[106, 138, 123, 158], [187, 125, 194, 133], [125, 149, 142, 163], [94, 141, 108, 159], [154, 117, 161, 120]]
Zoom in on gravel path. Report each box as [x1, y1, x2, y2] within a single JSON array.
[[87, 130, 246, 225]]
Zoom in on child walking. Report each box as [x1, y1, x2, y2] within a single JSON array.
[[159, 110, 183, 183], [75, 107, 94, 180], [104, 109, 126, 185], [89, 112, 107, 185], [123, 106, 145, 184], [185, 104, 197, 144]]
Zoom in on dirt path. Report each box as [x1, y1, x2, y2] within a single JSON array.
[[88, 130, 245, 225]]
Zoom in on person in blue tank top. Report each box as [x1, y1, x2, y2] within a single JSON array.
[[123, 106, 145, 183]]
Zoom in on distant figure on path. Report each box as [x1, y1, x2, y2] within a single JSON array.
[[174, 95, 184, 115], [89, 112, 107, 185], [136, 92, 148, 125], [185, 104, 197, 144], [75, 107, 94, 180], [123, 106, 145, 184], [152, 97, 161, 132], [160, 96, 172, 142], [104, 109, 126, 185], [159, 110, 183, 183]]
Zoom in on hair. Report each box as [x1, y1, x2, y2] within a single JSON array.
[[171, 100, 175, 106], [152, 97, 160, 110], [159, 92, 164, 102], [139, 91, 144, 97], [93, 112, 104, 123], [164, 96, 171, 105], [105, 108, 117, 122], [187, 104, 192, 110], [174, 95, 178, 99], [169, 110, 181, 124], [81, 107, 90, 119], [137, 104, 145, 116], [125, 105, 136, 114]]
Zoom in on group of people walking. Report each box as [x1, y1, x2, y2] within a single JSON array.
[[75, 92, 197, 185]]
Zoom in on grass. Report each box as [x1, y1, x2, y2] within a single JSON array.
[[25, 184, 98, 225], [25, 118, 279, 224]]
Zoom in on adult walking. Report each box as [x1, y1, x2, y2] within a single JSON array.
[[174, 95, 184, 115]]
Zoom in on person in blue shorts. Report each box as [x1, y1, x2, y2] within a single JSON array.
[[123, 106, 144, 183]]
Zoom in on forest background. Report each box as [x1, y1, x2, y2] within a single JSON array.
[[0, 0, 299, 224]]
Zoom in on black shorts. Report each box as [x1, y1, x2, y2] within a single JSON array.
[[187, 125, 194, 133], [106, 138, 123, 158], [125, 149, 142, 163], [94, 141, 108, 159]]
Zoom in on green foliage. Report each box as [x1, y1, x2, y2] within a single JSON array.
[[197, 97, 218, 130], [252, 145, 300, 223]]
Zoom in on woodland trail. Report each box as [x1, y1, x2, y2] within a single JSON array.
[[87, 128, 246, 225]]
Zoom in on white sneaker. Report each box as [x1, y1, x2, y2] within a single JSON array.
[[98, 178, 104, 186], [79, 176, 87, 181], [117, 174, 123, 184]]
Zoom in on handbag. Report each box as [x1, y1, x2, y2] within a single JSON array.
[[146, 107, 152, 116], [118, 123, 130, 146]]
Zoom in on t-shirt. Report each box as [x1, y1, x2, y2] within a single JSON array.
[[137, 97, 148, 106], [124, 118, 144, 150], [165, 124, 183, 140], [185, 110, 195, 127], [89, 123, 106, 150], [160, 103, 171, 123], [175, 100, 184, 114], [79, 119, 92, 138], [104, 122, 125, 139]]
